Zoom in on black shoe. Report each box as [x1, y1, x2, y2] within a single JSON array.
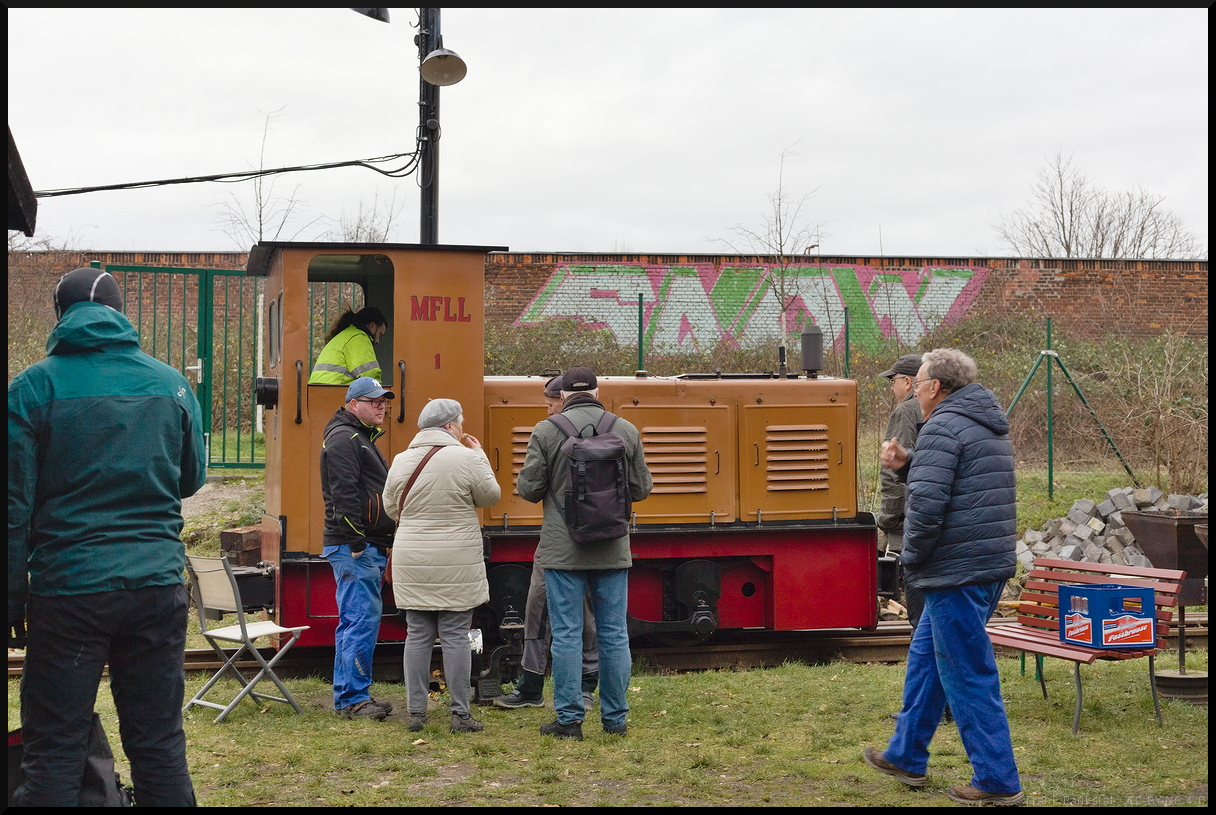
[[493, 688, 545, 709], [540, 719, 583, 740], [337, 700, 388, 721], [369, 697, 394, 714], [603, 723, 627, 736], [451, 713, 484, 734]]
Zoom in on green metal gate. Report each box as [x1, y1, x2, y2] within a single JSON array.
[[90, 261, 265, 469]]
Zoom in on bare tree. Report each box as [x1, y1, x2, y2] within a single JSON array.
[[994, 150, 1204, 259], [715, 142, 828, 341], [211, 107, 325, 249], [318, 188, 406, 243]]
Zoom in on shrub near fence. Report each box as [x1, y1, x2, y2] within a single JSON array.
[[488, 312, 1208, 499]]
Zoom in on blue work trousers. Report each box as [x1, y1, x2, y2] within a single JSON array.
[[324, 545, 387, 709], [885, 580, 1021, 794], [544, 568, 630, 730]]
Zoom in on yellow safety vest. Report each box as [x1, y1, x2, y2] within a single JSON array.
[[308, 325, 382, 384]]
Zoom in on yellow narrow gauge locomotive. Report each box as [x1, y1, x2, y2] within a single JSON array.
[[248, 242, 878, 690]]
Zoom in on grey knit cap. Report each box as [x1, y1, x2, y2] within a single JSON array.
[[417, 398, 463, 429]]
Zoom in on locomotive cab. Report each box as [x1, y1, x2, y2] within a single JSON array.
[[248, 241, 505, 646]]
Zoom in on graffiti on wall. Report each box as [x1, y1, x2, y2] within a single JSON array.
[[517, 263, 991, 351]]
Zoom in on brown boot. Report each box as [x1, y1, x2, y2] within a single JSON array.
[[947, 784, 1025, 806]]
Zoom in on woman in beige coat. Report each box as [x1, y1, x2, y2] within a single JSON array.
[[384, 398, 501, 734]]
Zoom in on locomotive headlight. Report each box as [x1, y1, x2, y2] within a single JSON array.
[[254, 376, 280, 409]]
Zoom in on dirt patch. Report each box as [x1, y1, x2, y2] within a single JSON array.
[[181, 476, 263, 527]]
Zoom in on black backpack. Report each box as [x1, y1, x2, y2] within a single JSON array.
[[8, 713, 134, 807], [548, 412, 632, 543]]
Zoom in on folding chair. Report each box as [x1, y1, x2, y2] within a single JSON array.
[[183, 554, 309, 722]]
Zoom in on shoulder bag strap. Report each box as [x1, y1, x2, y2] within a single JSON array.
[[396, 446, 444, 521]]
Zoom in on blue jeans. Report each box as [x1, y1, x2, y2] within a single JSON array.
[[544, 568, 630, 729], [885, 580, 1021, 794], [17, 586, 196, 806], [324, 545, 387, 709], [522, 563, 599, 678]]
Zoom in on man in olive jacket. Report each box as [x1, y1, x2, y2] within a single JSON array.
[[875, 353, 924, 625], [517, 366, 652, 740], [9, 268, 205, 806]]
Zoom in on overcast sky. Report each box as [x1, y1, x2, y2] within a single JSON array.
[[8, 8, 1208, 258]]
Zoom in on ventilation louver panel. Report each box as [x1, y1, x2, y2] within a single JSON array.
[[510, 425, 534, 494], [765, 424, 829, 491], [642, 426, 709, 495]]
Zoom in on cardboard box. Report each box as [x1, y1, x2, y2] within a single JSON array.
[[1059, 583, 1156, 649]]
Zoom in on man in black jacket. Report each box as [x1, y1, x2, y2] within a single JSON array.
[[321, 377, 397, 720], [863, 349, 1023, 807]]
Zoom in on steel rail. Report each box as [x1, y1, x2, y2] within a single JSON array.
[[8, 614, 1206, 678]]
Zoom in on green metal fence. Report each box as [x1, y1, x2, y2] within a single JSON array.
[[89, 262, 372, 471], [91, 262, 264, 469]]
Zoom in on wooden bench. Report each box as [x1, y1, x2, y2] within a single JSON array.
[[987, 557, 1186, 734]]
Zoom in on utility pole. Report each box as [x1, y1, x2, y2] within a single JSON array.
[[356, 7, 464, 245], [417, 8, 442, 244]]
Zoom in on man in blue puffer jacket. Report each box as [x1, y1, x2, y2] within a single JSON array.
[[863, 348, 1024, 807]]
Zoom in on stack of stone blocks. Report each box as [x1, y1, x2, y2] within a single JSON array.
[[1016, 486, 1209, 570]]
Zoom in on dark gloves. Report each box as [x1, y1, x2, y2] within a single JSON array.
[[875, 512, 904, 533], [10, 619, 27, 649]]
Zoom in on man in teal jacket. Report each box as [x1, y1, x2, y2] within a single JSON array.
[[9, 268, 206, 806]]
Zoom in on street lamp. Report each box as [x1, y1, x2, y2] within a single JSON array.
[[416, 9, 466, 244], [353, 7, 466, 244]]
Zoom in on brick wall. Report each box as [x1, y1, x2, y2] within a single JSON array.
[[10, 251, 1207, 349], [486, 254, 1208, 351], [971, 258, 1208, 337]]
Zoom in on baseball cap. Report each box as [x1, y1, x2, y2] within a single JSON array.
[[878, 354, 923, 380], [543, 375, 564, 399], [346, 377, 395, 401], [562, 366, 597, 392]]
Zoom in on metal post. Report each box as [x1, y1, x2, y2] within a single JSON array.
[[843, 306, 850, 379], [1046, 318, 1054, 501], [1006, 352, 1046, 415], [418, 8, 441, 244], [1051, 353, 1142, 487], [1007, 317, 1142, 502], [637, 293, 644, 373]]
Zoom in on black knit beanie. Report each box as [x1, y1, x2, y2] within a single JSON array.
[[53, 268, 123, 320]]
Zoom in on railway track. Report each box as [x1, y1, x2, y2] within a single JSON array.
[[8, 614, 1207, 678]]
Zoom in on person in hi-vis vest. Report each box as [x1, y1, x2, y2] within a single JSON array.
[[309, 306, 387, 385]]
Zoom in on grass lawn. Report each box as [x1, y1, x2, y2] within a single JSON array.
[[10, 465, 1207, 805], [8, 649, 1208, 806]]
